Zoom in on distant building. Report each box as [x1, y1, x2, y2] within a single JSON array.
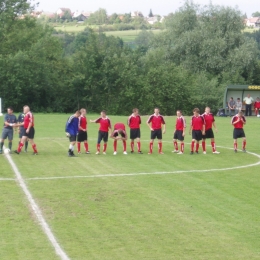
[[246, 17, 260, 28], [131, 11, 143, 18], [56, 8, 72, 18]]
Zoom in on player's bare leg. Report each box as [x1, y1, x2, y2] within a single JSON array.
[[113, 140, 117, 155], [68, 141, 76, 157]]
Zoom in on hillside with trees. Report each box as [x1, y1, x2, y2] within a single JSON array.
[[0, 0, 259, 115]]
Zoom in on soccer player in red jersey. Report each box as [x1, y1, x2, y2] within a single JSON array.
[[254, 97, 260, 116], [127, 108, 142, 154], [202, 107, 220, 154], [77, 108, 90, 154], [146, 108, 166, 154], [231, 111, 246, 153], [189, 108, 205, 155], [110, 123, 128, 155], [15, 106, 38, 155], [90, 110, 111, 155], [172, 110, 186, 154]]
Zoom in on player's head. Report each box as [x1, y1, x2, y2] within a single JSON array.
[[80, 108, 86, 116], [132, 108, 139, 115], [176, 110, 182, 117], [75, 110, 81, 117], [256, 97, 259, 101], [247, 94, 250, 97], [154, 107, 159, 115], [230, 97, 233, 100], [193, 108, 200, 116], [237, 98, 240, 101], [101, 110, 106, 118], [118, 129, 124, 135], [238, 111, 243, 117], [23, 105, 30, 114], [7, 107, 13, 114], [205, 107, 211, 113]]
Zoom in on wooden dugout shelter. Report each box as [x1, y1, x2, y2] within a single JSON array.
[[224, 85, 260, 113]]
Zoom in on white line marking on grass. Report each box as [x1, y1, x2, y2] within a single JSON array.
[[3, 147, 70, 260], [0, 178, 15, 181], [26, 149, 260, 181]]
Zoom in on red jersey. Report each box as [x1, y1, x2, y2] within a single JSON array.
[[78, 115, 87, 131], [202, 113, 215, 131], [191, 115, 205, 130], [95, 117, 111, 132], [127, 114, 141, 129], [24, 112, 34, 128], [147, 114, 165, 130], [114, 123, 126, 131], [175, 116, 186, 131], [254, 101, 260, 109], [232, 115, 246, 129]]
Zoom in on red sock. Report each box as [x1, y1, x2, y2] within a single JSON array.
[[103, 143, 107, 152], [191, 141, 195, 152], [196, 143, 199, 152], [149, 142, 153, 153], [137, 142, 141, 152], [97, 144, 100, 152], [211, 142, 216, 152], [131, 141, 134, 152], [158, 142, 162, 153], [113, 140, 117, 152], [77, 142, 81, 152], [174, 141, 178, 151], [17, 142, 24, 153], [84, 142, 88, 152], [202, 141, 206, 152], [32, 144, 38, 153], [123, 140, 126, 152], [181, 143, 184, 153], [234, 142, 237, 150], [243, 140, 246, 150]]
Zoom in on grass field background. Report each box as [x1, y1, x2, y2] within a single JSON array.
[[1, 113, 260, 259]]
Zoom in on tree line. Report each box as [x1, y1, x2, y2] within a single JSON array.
[[0, 1, 260, 115]]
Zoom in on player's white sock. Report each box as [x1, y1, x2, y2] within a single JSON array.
[[69, 144, 73, 150]]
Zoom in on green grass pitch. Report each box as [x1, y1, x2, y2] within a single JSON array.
[[0, 113, 260, 259]]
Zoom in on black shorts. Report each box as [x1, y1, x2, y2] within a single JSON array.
[[69, 135, 77, 142], [23, 127, 35, 139], [113, 131, 126, 138], [233, 128, 245, 139], [130, 128, 141, 139], [151, 129, 162, 140], [173, 130, 184, 141], [77, 131, 88, 142], [203, 128, 214, 139], [192, 130, 202, 141], [98, 130, 108, 143], [19, 127, 24, 139]]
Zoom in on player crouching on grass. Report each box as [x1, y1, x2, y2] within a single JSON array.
[[147, 107, 166, 154], [77, 108, 90, 154], [202, 107, 220, 154], [15, 106, 38, 155], [189, 108, 205, 155], [172, 110, 186, 154], [90, 110, 111, 155], [110, 123, 128, 155], [65, 110, 81, 157], [231, 111, 246, 153]]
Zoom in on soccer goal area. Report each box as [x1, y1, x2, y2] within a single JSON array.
[[223, 85, 260, 113]]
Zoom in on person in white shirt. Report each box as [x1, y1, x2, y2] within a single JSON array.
[[243, 94, 254, 116]]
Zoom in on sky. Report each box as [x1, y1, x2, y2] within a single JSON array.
[[34, 0, 259, 17]]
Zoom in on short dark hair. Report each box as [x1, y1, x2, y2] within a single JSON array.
[[237, 98, 240, 100], [75, 110, 81, 114], [230, 97, 233, 99], [193, 108, 200, 113], [177, 110, 182, 114], [132, 108, 139, 113], [101, 110, 106, 114], [7, 107, 13, 111]]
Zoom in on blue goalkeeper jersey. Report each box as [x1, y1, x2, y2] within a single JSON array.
[[65, 115, 79, 136]]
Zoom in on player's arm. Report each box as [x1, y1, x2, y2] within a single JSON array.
[[90, 118, 100, 123], [213, 122, 218, 133], [189, 121, 193, 134], [146, 118, 153, 131], [162, 123, 166, 134], [202, 124, 205, 135], [241, 116, 246, 125]]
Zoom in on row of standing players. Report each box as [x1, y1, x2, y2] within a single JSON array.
[[65, 107, 247, 157], [0, 106, 38, 154]]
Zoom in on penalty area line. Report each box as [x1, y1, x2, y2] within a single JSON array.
[[3, 147, 70, 260]]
